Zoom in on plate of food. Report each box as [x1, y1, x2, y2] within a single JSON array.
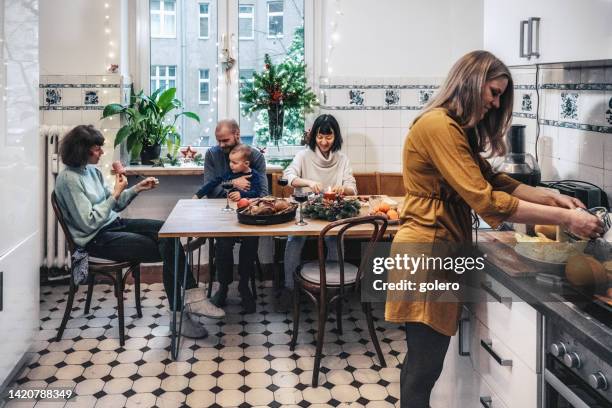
[[236, 197, 297, 225], [512, 232, 587, 275]]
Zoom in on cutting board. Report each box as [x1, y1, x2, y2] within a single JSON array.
[[476, 231, 563, 277]]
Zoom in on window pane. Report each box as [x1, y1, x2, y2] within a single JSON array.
[[151, 14, 161, 36], [200, 18, 209, 37], [239, 5, 252, 13], [239, 17, 252, 38], [150, 0, 219, 147], [268, 1, 283, 13], [239, 0, 303, 147], [269, 16, 283, 36], [199, 69, 209, 79], [151, 0, 160, 11], [164, 0, 176, 11], [200, 83, 209, 102]]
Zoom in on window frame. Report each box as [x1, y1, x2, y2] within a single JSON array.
[[198, 2, 210, 39], [150, 0, 177, 38], [267, 1, 284, 38], [150, 65, 177, 92], [198, 69, 211, 104], [238, 4, 255, 40]]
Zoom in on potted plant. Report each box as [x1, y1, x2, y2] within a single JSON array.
[[102, 87, 200, 164], [240, 53, 318, 146]]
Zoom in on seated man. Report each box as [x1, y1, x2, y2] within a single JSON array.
[[195, 119, 268, 313]]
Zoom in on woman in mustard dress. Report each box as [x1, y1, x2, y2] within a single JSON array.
[[386, 50, 603, 407]]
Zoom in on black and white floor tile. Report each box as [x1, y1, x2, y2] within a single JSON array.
[[6, 281, 404, 407]]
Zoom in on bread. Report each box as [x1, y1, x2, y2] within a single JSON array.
[[534, 225, 557, 241], [565, 254, 607, 286]]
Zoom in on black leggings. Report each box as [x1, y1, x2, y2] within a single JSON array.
[[401, 322, 451, 408]]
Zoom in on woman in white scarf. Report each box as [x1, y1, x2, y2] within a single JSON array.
[[276, 114, 357, 311]]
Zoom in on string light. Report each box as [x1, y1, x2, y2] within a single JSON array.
[[325, 0, 343, 76]]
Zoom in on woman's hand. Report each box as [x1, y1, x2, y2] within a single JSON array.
[[113, 174, 128, 199], [331, 185, 347, 195], [135, 177, 159, 193], [307, 180, 323, 194], [549, 193, 585, 210], [228, 191, 241, 202], [565, 209, 604, 239]]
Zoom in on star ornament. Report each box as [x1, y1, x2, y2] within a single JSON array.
[[180, 145, 197, 160]]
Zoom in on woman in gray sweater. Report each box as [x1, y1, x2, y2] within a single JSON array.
[[54, 125, 223, 338], [276, 114, 357, 311]]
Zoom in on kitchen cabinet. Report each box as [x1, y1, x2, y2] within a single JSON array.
[[484, 0, 612, 66]]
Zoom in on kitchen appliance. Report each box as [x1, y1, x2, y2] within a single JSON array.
[[493, 124, 541, 186], [539, 180, 609, 210], [545, 294, 612, 407]]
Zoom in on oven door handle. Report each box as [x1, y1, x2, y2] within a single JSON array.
[[545, 369, 591, 408]]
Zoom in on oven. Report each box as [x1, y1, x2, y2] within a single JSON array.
[[545, 355, 610, 408]]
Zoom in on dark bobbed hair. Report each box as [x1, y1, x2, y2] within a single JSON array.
[[60, 125, 105, 167], [307, 114, 343, 152]]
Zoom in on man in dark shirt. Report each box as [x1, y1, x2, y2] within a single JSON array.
[[197, 119, 268, 313]]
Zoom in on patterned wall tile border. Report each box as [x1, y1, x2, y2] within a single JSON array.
[[514, 85, 537, 90], [39, 83, 121, 88], [539, 118, 612, 134], [539, 83, 612, 91], [320, 84, 440, 90], [512, 112, 537, 120], [321, 105, 423, 110], [39, 106, 104, 111]]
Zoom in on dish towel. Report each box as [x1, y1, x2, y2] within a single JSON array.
[[71, 248, 89, 285]]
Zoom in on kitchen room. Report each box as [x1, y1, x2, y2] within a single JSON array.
[[0, 0, 611, 407]]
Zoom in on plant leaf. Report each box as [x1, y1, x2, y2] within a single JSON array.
[[113, 126, 132, 147], [102, 103, 125, 118]]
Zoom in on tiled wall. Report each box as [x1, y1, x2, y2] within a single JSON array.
[[511, 67, 612, 201], [39, 75, 129, 180], [318, 77, 443, 173]]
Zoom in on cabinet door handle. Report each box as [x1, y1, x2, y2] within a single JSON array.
[[529, 17, 541, 58], [480, 339, 513, 366], [481, 281, 512, 308], [519, 20, 529, 58], [480, 396, 492, 408]]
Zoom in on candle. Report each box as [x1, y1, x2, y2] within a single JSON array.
[[323, 187, 337, 201]]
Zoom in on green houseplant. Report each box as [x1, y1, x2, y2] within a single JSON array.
[[102, 87, 200, 164], [240, 53, 318, 146]]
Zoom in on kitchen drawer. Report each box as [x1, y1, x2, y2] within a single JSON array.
[[476, 371, 510, 408], [471, 275, 538, 372], [472, 318, 538, 408]]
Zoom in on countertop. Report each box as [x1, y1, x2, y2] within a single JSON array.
[[478, 231, 612, 365]]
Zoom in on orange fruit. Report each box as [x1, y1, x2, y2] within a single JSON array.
[[387, 209, 399, 220], [379, 202, 391, 213], [371, 205, 381, 213], [375, 211, 388, 219]]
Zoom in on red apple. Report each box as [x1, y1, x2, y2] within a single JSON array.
[[237, 198, 250, 209]]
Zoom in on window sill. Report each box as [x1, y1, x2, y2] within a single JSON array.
[[124, 163, 284, 176]]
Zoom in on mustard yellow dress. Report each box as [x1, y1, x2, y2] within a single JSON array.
[[385, 108, 521, 336]]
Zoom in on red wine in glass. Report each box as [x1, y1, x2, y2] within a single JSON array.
[[221, 181, 234, 212], [277, 178, 289, 198], [293, 193, 308, 225]]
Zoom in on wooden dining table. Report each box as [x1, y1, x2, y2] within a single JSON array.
[[159, 197, 403, 359]]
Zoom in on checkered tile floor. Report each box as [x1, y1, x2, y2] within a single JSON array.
[[6, 281, 403, 407]]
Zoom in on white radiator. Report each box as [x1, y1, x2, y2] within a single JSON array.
[[41, 125, 71, 280]]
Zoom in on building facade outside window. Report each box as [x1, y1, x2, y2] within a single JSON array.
[[151, 0, 177, 38], [199, 69, 210, 104], [239, 5, 254, 40], [150, 65, 177, 92], [199, 2, 210, 39], [267, 1, 284, 37]]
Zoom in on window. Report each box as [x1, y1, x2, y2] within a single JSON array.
[[267, 1, 284, 37], [151, 0, 176, 38], [239, 5, 254, 40], [150, 65, 176, 92], [199, 3, 210, 39], [239, 69, 255, 89], [199, 69, 210, 104]]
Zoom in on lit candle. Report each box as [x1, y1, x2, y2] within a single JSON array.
[[323, 186, 337, 201]]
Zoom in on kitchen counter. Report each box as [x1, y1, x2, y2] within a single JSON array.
[[478, 231, 612, 366]]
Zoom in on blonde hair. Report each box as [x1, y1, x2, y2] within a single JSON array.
[[416, 50, 514, 157]]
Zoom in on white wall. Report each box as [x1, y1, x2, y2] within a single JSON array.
[[39, 0, 122, 75], [321, 0, 484, 78]]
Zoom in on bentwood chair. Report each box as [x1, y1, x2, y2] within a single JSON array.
[[289, 215, 388, 387], [51, 192, 142, 346]]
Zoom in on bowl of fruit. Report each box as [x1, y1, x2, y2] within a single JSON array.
[[236, 196, 298, 225], [368, 196, 400, 224]]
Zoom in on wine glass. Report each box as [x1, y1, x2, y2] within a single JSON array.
[[293, 192, 309, 226], [221, 180, 234, 212], [277, 178, 288, 198]]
